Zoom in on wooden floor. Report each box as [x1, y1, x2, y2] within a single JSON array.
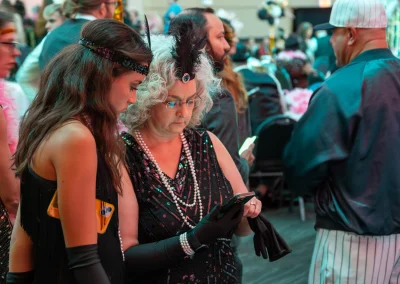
[[237, 204, 317, 284]]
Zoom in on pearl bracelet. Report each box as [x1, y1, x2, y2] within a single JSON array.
[[179, 232, 195, 256]]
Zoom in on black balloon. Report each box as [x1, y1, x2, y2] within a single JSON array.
[[257, 1, 285, 26]]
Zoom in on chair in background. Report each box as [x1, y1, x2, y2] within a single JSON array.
[[250, 115, 306, 220], [274, 66, 293, 91], [237, 68, 284, 134], [313, 56, 330, 76]]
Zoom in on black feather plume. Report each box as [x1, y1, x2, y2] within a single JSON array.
[[171, 19, 207, 82], [144, 15, 151, 49]]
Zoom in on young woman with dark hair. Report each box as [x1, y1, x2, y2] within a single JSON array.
[[8, 19, 152, 284], [296, 21, 316, 62]]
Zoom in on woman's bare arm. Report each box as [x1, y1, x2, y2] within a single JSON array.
[[9, 205, 34, 272], [208, 131, 262, 236], [51, 123, 98, 248]]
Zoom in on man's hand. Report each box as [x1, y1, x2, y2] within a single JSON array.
[[240, 143, 255, 166]]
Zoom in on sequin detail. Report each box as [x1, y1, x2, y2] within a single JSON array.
[[79, 38, 149, 75], [123, 128, 238, 283], [0, 200, 12, 282]]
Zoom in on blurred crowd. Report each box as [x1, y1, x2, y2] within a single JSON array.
[[1, 0, 399, 201], [1, 0, 400, 283]]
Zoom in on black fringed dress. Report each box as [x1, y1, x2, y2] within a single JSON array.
[[19, 155, 125, 283]]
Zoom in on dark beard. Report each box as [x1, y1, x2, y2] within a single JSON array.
[[213, 60, 224, 73], [207, 44, 226, 74]]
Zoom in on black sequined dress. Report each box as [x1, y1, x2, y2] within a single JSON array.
[[0, 100, 14, 283], [0, 200, 12, 284], [19, 155, 125, 284], [122, 128, 239, 284]]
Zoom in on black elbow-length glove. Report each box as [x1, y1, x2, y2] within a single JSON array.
[[125, 202, 244, 274], [66, 244, 111, 284], [6, 271, 34, 284], [7, 245, 112, 284]]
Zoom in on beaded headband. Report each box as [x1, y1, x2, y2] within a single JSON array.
[[0, 28, 16, 35], [78, 38, 149, 76]]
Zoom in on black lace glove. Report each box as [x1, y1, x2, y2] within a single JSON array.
[[247, 214, 291, 261]]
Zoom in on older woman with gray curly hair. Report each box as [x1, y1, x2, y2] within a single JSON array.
[[119, 23, 262, 283], [122, 37, 217, 130]]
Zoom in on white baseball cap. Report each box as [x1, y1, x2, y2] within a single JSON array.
[[202, 0, 213, 6], [314, 0, 387, 30]]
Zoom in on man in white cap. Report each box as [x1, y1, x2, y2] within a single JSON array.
[[283, 0, 400, 283]]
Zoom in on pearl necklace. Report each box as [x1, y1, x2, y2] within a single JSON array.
[[134, 130, 203, 229]]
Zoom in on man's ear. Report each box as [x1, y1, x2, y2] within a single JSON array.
[[347, 27, 357, 46], [97, 2, 107, 18], [205, 40, 211, 52]]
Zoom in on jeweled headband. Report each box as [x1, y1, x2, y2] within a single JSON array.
[[78, 38, 149, 76]]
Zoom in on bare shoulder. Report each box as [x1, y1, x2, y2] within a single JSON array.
[[41, 121, 97, 168], [207, 131, 224, 149], [206, 130, 233, 164], [207, 130, 218, 142], [31, 120, 96, 180], [48, 121, 96, 153]]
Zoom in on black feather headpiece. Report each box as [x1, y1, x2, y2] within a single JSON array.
[[144, 15, 151, 50], [170, 19, 207, 83]]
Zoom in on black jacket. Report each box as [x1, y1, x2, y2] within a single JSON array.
[[202, 89, 249, 183], [284, 49, 400, 235], [39, 19, 89, 70]]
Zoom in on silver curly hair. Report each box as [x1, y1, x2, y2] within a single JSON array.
[[121, 34, 221, 131]]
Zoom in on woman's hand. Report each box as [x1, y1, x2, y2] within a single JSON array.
[[243, 197, 262, 219]]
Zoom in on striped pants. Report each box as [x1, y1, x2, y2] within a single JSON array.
[[309, 229, 400, 284]]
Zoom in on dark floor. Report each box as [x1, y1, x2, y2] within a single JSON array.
[[237, 204, 317, 284]]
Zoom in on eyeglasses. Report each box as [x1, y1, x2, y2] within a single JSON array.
[[105, 1, 119, 8], [0, 41, 19, 52], [162, 96, 202, 109]]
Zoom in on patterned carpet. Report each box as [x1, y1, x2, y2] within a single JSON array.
[[237, 205, 317, 284]]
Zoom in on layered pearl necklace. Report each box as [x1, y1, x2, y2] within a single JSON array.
[[134, 130, 203, 229]]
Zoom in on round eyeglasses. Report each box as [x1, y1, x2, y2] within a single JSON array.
[[163, 97, 202, 109]]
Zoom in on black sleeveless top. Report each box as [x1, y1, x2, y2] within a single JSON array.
[[122, 128, 239, 284], [20, 155, 125, 284]]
